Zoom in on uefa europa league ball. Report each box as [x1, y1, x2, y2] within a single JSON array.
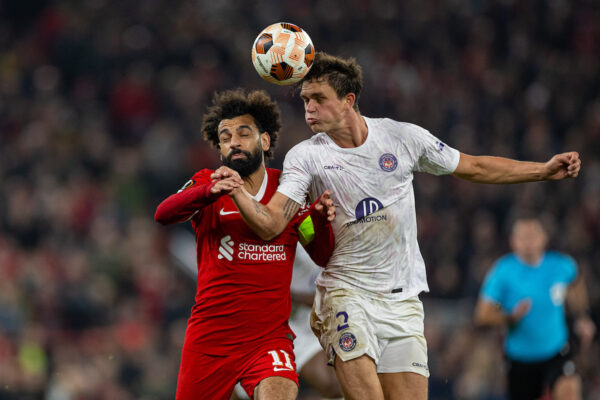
[[251, 22, 315, 86]]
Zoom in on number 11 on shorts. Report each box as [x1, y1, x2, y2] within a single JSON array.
[[268, 350, 294, 372]]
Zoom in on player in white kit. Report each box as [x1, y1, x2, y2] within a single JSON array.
[[212, 52, 581, 400]]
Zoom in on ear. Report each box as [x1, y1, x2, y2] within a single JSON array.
[[260, 132, 270, 151], [217, 143, 225, 159], [344, 93, 356, 109]]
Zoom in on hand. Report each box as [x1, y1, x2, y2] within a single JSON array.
[[210, 177, 243, 196], [211, 166, 244, 185], [315, 190, 336, 222], [508, 298, 531, 326], [574, 316, 596, 350], [544, 152, 581, 180]]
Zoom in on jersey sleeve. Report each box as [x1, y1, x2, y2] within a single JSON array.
[[402, 123, 460, 175], [277, 144, 312, 205], [154, 169, 218, 225], [293, 196, 334, 268], [559, 253, 578, 284], [480, 260, 506, 308]]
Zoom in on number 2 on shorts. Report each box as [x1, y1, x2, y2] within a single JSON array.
[[336, 311, 349, 331]]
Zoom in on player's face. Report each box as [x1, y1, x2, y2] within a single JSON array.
[[300, 80, 351, 133], [218, 114, 269, 177], [510, 220, 548, 262]]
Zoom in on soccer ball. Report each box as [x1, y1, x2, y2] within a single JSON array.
[[251, 22, 315, 86]]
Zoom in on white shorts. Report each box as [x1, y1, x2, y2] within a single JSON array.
[[310, 286, 429, 377]]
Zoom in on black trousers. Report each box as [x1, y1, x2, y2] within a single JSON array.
[[507, 345, 575, 400]]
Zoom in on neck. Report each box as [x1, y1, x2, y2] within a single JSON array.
[[519, 252, 544, 266], [327, 111, 368, 148], [243, 165, 266, 196]]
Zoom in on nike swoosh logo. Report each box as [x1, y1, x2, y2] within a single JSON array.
[[219, 208, 239, 216], [273, 367, 294, 372]]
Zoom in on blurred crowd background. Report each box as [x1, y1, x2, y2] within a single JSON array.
[[0, 0, 599, 399]]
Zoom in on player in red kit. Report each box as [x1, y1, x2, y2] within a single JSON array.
[[154, 89, 335, 400]]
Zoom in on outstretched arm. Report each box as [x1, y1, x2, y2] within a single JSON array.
[[453, 152, 581, 183]]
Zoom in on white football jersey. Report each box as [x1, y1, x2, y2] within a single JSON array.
[[277, 117, 460, 299]]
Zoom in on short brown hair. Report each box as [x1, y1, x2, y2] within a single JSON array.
[[298, 52, 363, 110], [202, 89, 281, 159]]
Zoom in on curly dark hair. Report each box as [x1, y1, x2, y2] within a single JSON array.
[[201, 88, 281, 159], [298, 52, 364, 111]]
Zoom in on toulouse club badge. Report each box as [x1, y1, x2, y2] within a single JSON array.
[[339, 332, 357, 352], [379, 153, 398, 172]]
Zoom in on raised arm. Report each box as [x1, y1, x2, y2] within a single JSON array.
[[154, 176, 242, 225], [209, 165, 302, 239], [211, 166, 335, 240], [234, 189, 302, 240], [452, 151, 580, 183]]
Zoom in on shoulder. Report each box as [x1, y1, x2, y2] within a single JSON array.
[[545, 251, 577, 271], [285, 135, 324, 161], [190, 169, 214, 185], [292, 134, 327, 150], [369, 118, 434, 150], [545, 250, 573, 262], [266, 167, 282, 181], [177, 169, 213, 192], [371, 117, 428, 136], [489, 254, 516, 276], [192, 169, 214, 179]]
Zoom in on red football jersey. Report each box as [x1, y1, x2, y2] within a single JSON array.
[[156, 168, 321, 355]]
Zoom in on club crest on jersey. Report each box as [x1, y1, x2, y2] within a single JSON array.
[[379, 153, 398, 172], [339, 332, 357, 352], [217, 235, 234, 261]]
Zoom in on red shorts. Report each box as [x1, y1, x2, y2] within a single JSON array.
[[176, 336, 298, 400]]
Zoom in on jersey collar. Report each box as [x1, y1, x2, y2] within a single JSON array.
[[249, 169, 268, 202]]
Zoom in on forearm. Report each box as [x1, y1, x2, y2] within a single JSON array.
[[154, 182, 216, 225], [454, 155, 546, 184], [475, 301, 512, 328], [230, 190, 290, 240], [566, 278, 591, 317], [302, 201, 335, 267]]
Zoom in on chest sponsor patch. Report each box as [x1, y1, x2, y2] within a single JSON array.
[[217, 235, 288, 262], [379, 153, 398, 172], [355, 197, 384, 220]]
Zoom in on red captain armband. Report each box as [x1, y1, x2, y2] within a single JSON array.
[[297, 196, 335, 267]]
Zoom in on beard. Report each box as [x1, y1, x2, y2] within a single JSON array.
[[222, 147, 263, 177]]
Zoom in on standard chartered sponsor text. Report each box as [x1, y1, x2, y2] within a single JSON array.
[[237, 243, 287, 261]]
